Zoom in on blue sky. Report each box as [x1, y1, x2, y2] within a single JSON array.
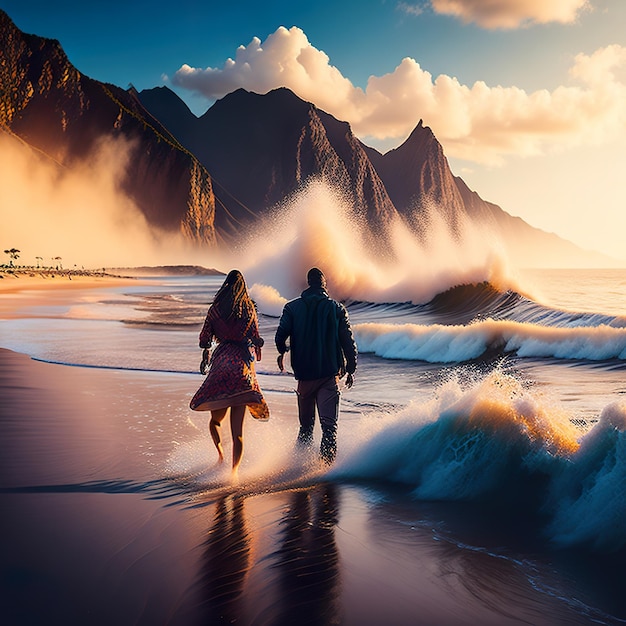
[[3, 0, 626, 261]]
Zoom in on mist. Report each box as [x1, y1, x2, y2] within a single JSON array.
[[0, 133, 520, 304], [0, 133, 203, 270], [230, 178, 519, 309]]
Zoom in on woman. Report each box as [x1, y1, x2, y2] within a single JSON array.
[[190, 270, 269, 475]]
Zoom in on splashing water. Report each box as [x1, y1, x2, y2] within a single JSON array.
[[227, 178, 520, 308], [333, 370, 580, 494]]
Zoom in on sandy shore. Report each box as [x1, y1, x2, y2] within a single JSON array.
[[0, 268, 141, 294], [0, 269, 147, 323], [2, 348, 619, 625], [1, 280, 622, 625], [0, 347, 303, 625]]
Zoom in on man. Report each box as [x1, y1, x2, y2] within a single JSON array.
[[275, 267, 357, 464]]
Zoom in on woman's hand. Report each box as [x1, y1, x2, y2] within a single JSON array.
[[200, 348, 210, 375]]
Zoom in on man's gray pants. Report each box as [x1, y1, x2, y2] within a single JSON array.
[[296, 376, 340, 463]]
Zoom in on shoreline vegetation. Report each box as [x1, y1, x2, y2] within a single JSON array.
[[0, 264, 224, 293]]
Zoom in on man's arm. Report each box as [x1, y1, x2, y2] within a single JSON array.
[[275, 304, 292, 371], [337, 304, 357, 378]]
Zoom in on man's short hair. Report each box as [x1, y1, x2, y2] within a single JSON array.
[[307, 267, 326, 288]]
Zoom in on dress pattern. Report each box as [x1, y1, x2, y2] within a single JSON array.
[[190, 304, 269, 421]]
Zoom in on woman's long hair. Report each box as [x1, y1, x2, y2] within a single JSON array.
[[212, 270, 254, 320]]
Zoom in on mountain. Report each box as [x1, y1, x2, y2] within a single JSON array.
[[2, 9, 613, 268], [141, 85, 613, 266], [363, 120, 472, 236], [142, 85, 477, 240], [139, 86, 399, 242], [134, 85, 199, 148], [0, 10, 217, 246], [366, 124, 615, 266]]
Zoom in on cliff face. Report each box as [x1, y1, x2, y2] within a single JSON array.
[[140, 84, 616, 266], [365, 121, 469, 235], [141, 87, 400, 240], [140, 86, 497, 244], [3, 9, 611, 267], [0, 11, 217, 245]]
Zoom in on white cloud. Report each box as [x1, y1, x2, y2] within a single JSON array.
[[397, 2, 426, 17], [430, 0, 591, 29], [172, 27, 356, 106], [169, 27, 626, 165]]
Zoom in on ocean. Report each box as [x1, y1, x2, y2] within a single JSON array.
[[1, 267, 625, 625]]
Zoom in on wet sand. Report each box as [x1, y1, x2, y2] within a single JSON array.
[[3, 349, 623, 625], [0, 271, 142, 320], [1, 281, 624, 625]]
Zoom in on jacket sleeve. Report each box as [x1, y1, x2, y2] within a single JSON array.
[[337, 304, 357, 374], [275, 304, 292, 354]]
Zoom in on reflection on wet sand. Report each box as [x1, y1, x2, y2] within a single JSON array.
[[190, 483, 342, 625], [269, 482, 342, 625], [196, 495, 251, 624], [361, 497, 615, 626], [189, 483, 611, 625]]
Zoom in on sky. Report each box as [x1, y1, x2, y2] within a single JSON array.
[[3, 0, 626, 262]]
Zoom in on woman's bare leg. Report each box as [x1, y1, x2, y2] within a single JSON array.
[[229, 405, 246, 474], [209, 408, 228, 463]]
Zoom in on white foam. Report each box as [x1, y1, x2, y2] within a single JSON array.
[[354, 319, 626, 363], [226, 178, 519, 307]]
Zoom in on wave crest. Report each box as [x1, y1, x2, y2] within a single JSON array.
[[334, 372, 626, 552], [354, 319, 626, 363]]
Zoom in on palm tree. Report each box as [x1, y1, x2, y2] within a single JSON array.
[[3, 248, 20, 267]]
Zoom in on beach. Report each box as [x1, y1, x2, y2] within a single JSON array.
[[1, 274, 625, 625]]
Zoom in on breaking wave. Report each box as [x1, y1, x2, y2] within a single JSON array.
[[332, 371, 626, 553], [354, 318, 626, 363]]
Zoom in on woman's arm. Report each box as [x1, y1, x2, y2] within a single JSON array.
[[199, 307, 215, 348], [248, 308, 264, 360]]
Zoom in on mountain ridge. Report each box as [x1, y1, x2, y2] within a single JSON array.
[[140, 84, 615, 267], [0, 10, 218, 246], [1, 9, 616, 268]]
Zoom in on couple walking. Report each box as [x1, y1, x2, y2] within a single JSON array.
[[189, 268, 357, 474]]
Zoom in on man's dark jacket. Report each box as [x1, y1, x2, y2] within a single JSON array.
[[275, 286, 357, 381]]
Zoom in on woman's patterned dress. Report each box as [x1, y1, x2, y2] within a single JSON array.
[[189, 304, 269, 421]]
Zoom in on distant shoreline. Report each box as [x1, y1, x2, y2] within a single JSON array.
[[0, 265, 224, 294], [108, 265, 225, 277]]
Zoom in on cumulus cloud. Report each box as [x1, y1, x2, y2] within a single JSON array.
[[169, 26, 626, 165], [428, 0, 591, 29], [172, 27, 357, 111]]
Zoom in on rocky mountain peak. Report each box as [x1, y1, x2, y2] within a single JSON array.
[[4, 8, 612, 267], [1, 10, 218, 246]]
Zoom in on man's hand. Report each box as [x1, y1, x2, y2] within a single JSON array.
[[277, 353, 284, 372], [345, 372, 354, 389]]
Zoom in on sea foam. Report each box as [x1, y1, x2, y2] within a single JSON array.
[[354, 319, 626, 363], [233, 178, 519, 307], [332, 371, 626, 552]]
